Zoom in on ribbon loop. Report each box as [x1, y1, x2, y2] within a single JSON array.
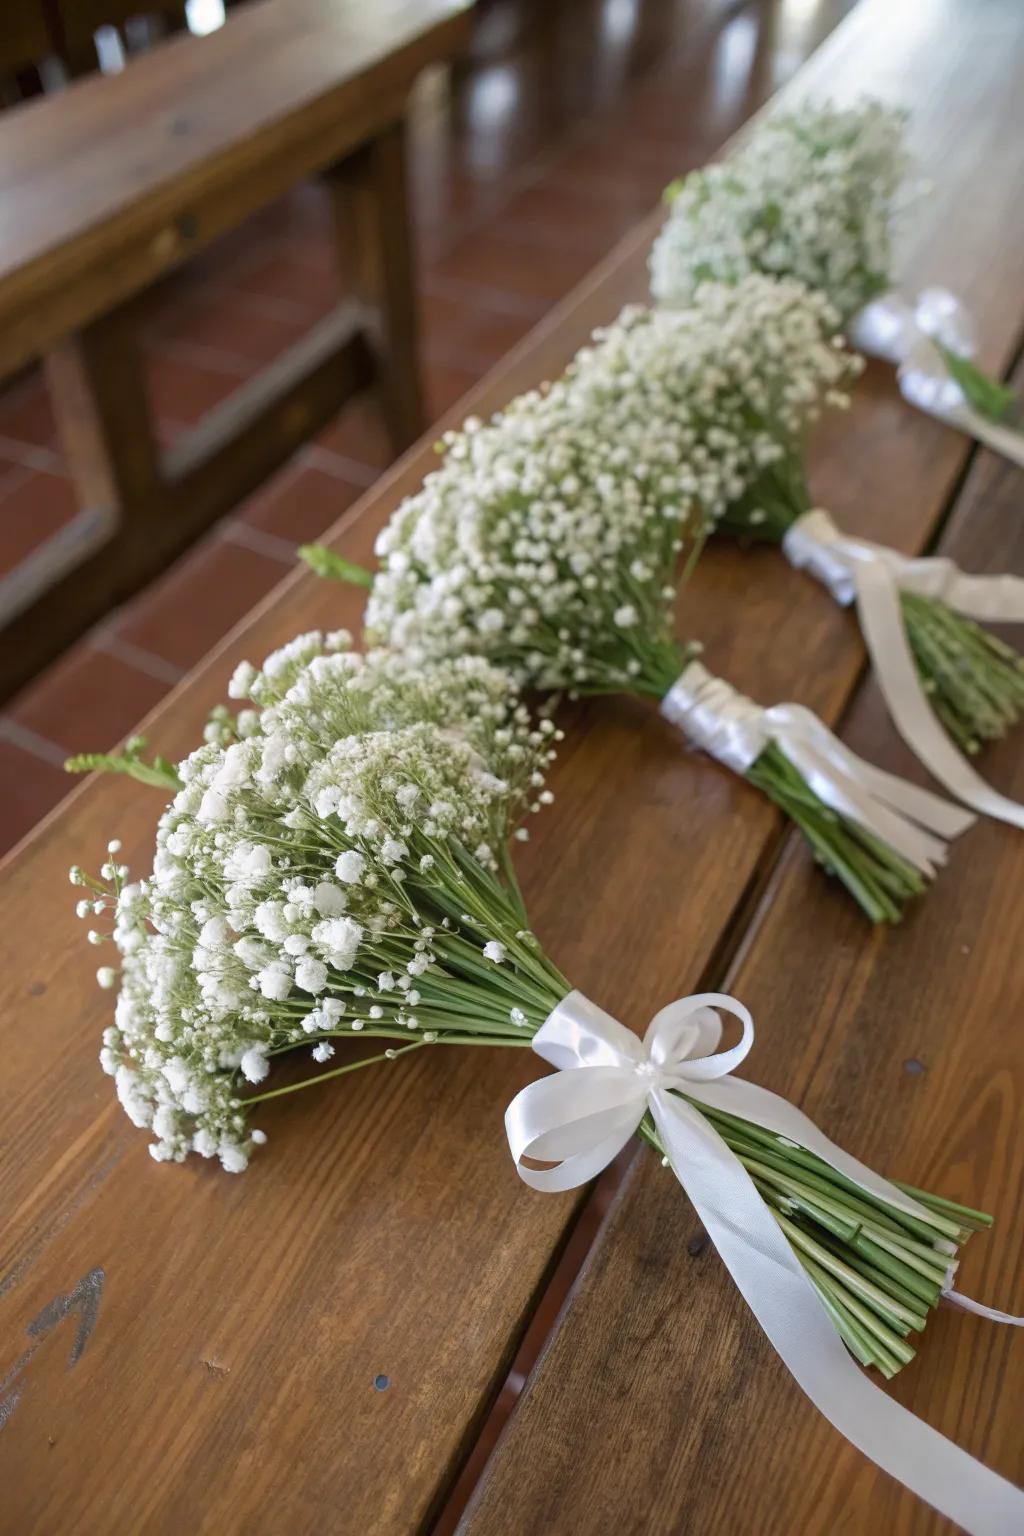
[[851, 287, 976, 367], [782, 508, 1024, 828], [851, 288, 1024, 468], [506, 992, 1024, 1535]]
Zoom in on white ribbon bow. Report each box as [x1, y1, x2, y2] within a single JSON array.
[[506, 992, 1023, 1535], [851, 288, 1024, 467], [660, 661, 972, 871], [784, 508, 1024, 828]]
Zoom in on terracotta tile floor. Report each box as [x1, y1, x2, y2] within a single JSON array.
[[0, 0, 856, 858]]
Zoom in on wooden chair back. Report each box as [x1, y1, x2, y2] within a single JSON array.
[[0, 0, 55, 104], [55, 0, 190, 77]]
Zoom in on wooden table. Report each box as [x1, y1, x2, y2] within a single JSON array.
[[0, 0, 470, 697], [1, 1, 1021, 1531]]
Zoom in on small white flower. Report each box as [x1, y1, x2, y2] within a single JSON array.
[[96, 966, 117, 990], [240, 1046, 270, 1084], [312, 1042, 335, 1063], [228, 660, 258, 699], [219, 1145, 249, 1174], [295, 957, 328, 994], [482, 940, 506, 964], [334, 850, 366, 885]]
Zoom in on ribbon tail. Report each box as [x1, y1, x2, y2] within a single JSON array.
[[914, 386, 1024, 470], [766, 708, 969, 874], [897, 561, 1024, 624], [854, 561, 1024, 828], [648, 1091, 1024, 1536], [944, 1289, 1024, 1326], [958, 408, 1024, 470]]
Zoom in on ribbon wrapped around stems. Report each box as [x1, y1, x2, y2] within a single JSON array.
[[850, 288, 1024, 467], [660, 660, 973, 873], [783, 508, 1024, 828], [506, 991, 1023, 1535]]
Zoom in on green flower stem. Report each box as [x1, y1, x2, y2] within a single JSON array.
[[936, 346, 1017, 424], [246, 1040, 431, 1102], [245, 1031, 534, 1105], [636, 1100, 991, 1377], [901, 591, 1024, 755], [747, 740, 925, 923], [65, 736, 183, 791], [632, 633, 930, 923]]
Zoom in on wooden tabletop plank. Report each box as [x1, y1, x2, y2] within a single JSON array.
[[2, 1, 1023, 1530], [457, 382, 1024, 1536], [0, 0, 471, 376]]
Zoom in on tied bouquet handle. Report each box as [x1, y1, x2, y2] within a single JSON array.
[[851, 288, 1024, 468], [659, 660, 973, 871], [507, 992, 1024, 1536], [784, 509, 1024, 827]]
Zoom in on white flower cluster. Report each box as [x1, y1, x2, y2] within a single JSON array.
[[650, 98, 910, 323], [81, 647, 559, 1171], [366, 341, 705, 694], [367, 279, 856, 691]]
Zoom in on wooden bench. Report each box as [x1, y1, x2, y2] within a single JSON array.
[[0, 0, 471, 698], [0, 2, 1020, 1531]]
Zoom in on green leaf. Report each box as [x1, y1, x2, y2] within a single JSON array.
[[65, 737, 182, 791], [298, 544, 374, 587], [937, 345, 1017, 424]]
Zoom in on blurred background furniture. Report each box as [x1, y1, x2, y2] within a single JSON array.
[[0, 0, 468, 698], [56, 0, 191, 77], [0, 0, 854, 856]]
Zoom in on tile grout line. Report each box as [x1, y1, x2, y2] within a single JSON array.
[[0, 716, 73, 768], [92, 633, 187, 687], [221, 520, 304, 567]]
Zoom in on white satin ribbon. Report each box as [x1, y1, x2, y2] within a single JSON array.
[[783, 508, 1024, 828], [506, 991, 1024, 1535], [660, 661, 972, 872], [851, 288, 1024, 467]]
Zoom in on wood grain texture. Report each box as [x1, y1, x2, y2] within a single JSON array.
[[0, 0, 471, 378], [456, 248, 1024, 1536], [2, 1, 1023, 1531]]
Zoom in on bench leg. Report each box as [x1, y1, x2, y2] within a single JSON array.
[[328, 119, 425, 454], [45, 302, 163, 545]]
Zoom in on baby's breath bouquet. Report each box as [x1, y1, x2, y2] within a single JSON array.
[[74, 640, 565, 1170], [72, 638, 1021, 1522], [73, 637, 999, 1384], [643, 277, 1024, 829], [650, 97, 1022, 450], [309, 284, 970, 921]]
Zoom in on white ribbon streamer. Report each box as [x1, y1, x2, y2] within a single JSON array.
[[783, 508, 1024, 828], [660, 661, 972, 873], [506, 991, 1024, 1535], [851, 288, 1024, 467]]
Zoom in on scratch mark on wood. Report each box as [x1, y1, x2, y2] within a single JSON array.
[[27, 1267, 105, 1366], [0, 1267, 105, 1431]]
